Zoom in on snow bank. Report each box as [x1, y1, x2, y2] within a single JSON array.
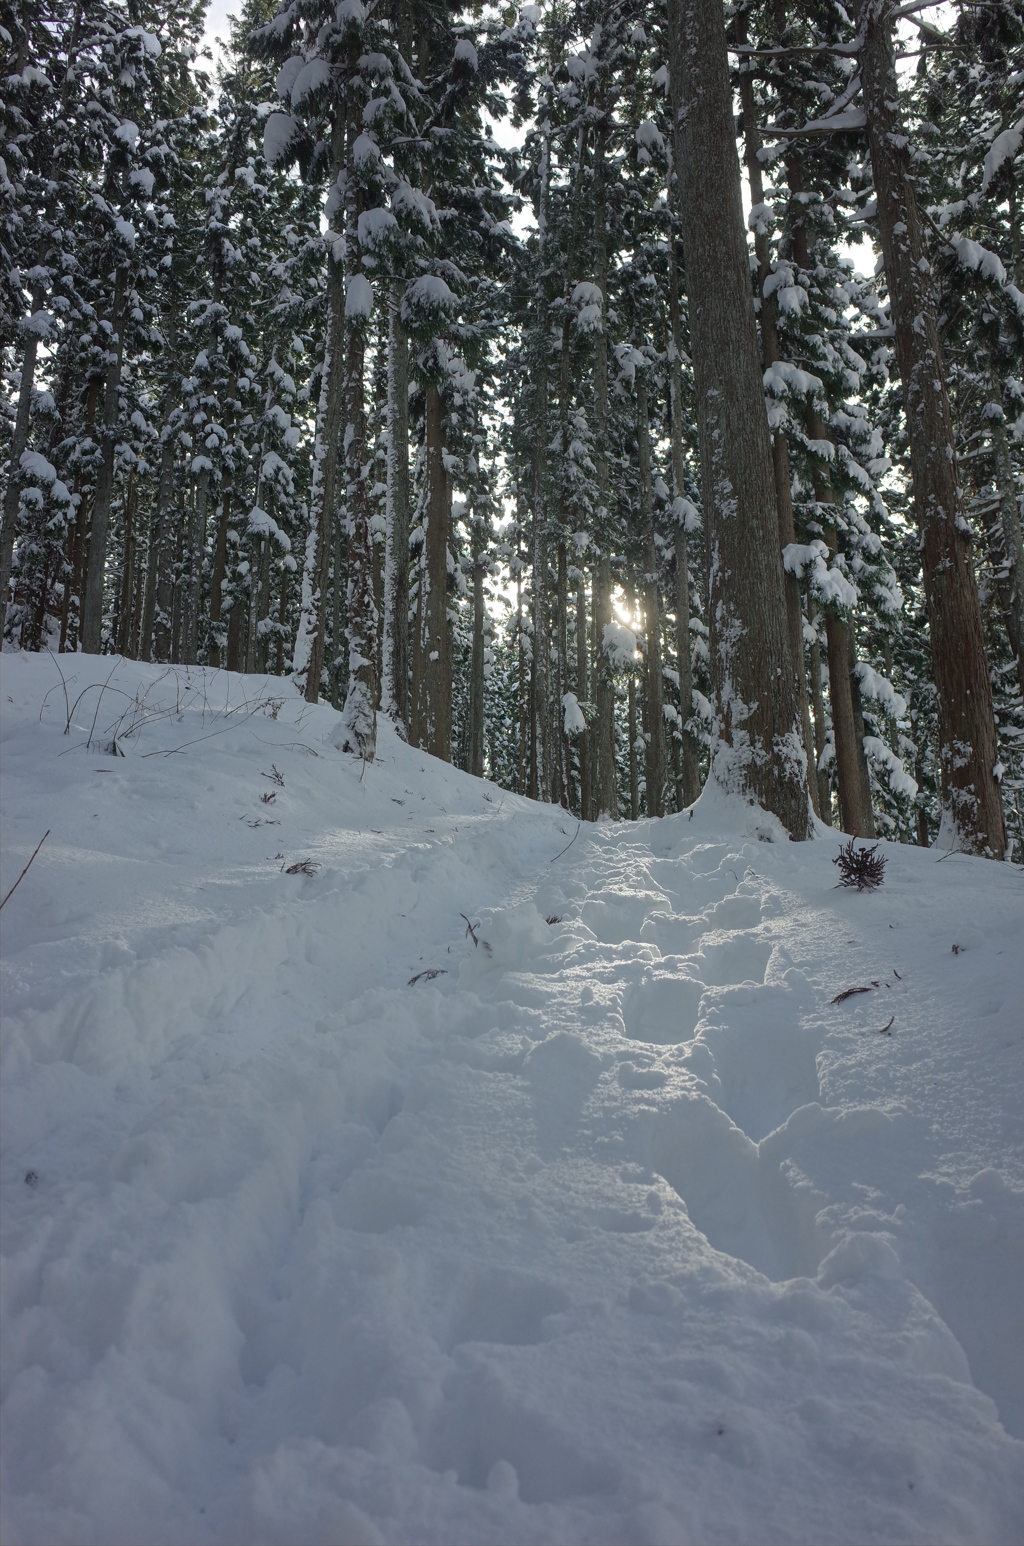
[[1, 654, 1023, 1545]]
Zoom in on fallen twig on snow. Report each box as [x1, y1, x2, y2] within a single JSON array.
[[549, 820, 581, 863], [830, 981, 880, 1004], [460, 913, 492, 953], [408, 968, 448, 986], [0, 830, 50, 911], [876, 1016, 895, 1036], [283, 858, 319, 876]]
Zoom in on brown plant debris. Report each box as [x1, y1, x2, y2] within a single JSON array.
[[833, 838, 887, 891], [283, 858, 319, 876], [830, 981, 881, 1004]]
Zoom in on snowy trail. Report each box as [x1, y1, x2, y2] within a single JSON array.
[[2, 656, 1023, 1545]]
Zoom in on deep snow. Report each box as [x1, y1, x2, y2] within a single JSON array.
[[1, 653, 1022, 1546]]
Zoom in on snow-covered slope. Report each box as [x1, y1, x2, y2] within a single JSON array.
[[2, 654, 1022, 1546]]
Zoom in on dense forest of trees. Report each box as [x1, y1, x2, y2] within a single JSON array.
[[3, 0, 1022, 855]]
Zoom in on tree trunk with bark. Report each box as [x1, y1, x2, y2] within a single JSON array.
[[116, 470, 137, 655], [738, 52, 820, 814], [382, 284, 411, 732], [637, 367, 666, 817], [591, 111, 617, 817], [668, 0, 811, 837], [339, 59, 378, 761], [1, 285, 46, 620], [81, 266, 127, 653], [149, 435, 177, 662], [666, 241, 702, 808], [805, 414, 875, 837], [468, 536, 485, 779], [806, 595, 832, 820], [860, 0, 1004, 856], [295, 115, 347, 702], [576, 576, 591, 817], [182, 462, 209, 664], [422, 380, 450, 762], [530, 117, 553, 799], [986, 385, 1024, 702]]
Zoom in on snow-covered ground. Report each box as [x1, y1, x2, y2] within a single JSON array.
[[2, 653, 1023, 1546]]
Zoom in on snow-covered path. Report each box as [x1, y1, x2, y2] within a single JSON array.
[[2, 656, 1023, 1545]]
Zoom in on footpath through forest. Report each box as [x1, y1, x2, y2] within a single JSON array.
[[1, 654, 1023, 1545]]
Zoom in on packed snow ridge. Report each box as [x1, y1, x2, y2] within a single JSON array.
[[1, 654, 1022, 1546]]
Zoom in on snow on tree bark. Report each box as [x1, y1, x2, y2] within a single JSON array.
[[669, 0, 811, 838]]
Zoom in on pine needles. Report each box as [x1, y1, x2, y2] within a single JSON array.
[[833, 838, 886, 892]]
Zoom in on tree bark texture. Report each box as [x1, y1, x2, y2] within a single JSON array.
[[382, 285, 411, 732], [339, 62, 377, 761], [637, 368, 666, 817], [148, 435, 176, 662], [667, 239, 701, 806], [738, 58, 820, 814], [669, 0, 811, 838], [986, 390, 1024, 702], [423, 381, 451, 762], [295, 115, 347, 702], [81, 265, 127, 653], [1, 286, 45, 618], [860, 0, 1004, 856], [591, 111, 617, 817], [469, 541, 485, 779]]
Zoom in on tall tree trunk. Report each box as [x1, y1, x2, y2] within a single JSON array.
[[669, 0, 810, 837], [848, 629, 875, 834], [738, 49, 819, 813], [554, 120, 588, 809], [295, 117, 347, 701], [468, 541, 485, 778], [382, 283, 411, 731], [628, 675, 640, 821], [517, 562, 527, 793], [423, 381, 450, 761], [531, 499, 550, 799], [555, 536, 569, 805], [860, 0, 1004, 856], [576, 576, 591, 818], [805, 413, 874, 837], [666, 242, 701, 807], [183, 462, 209, 664], [591, 111, 617, 817], [986, 383, 1024, 702], [153, 441, 177, 664], [331, 511, 346, 707], [275, 561, 289, 676], [116, 470, 136, 655], [1, 285, 45, 619], [81, 266, 127, 653], [339, 65, 377, 761], [806, 595, 832, 822], [226, 571, 245, 672], [60, 379, 99, 652], [637, 368, 666, 818], [141, 435, 175, 662], [531, 117, 553, 799]]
